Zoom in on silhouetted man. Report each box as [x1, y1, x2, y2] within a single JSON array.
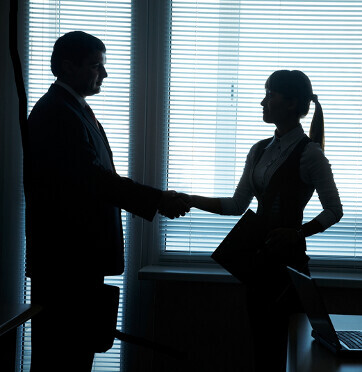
[[24, 31, 187, 371]]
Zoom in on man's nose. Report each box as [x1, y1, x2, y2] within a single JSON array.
[[101, 65, 108, 79]]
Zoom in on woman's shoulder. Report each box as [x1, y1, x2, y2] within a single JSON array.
[[302, 140, 325, 158], [247, 137, 273, 160], [250, 136, 274, 151], [301, 139, 331, 170]]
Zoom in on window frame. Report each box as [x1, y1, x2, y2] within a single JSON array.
[[140, 0, 362, 273]]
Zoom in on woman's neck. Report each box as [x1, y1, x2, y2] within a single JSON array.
[[275, 120, 300, 137]]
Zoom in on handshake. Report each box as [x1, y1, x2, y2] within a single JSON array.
[[158, 190, 192, 219]]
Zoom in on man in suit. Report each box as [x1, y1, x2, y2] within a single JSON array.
[[24, 31, 188, 371]]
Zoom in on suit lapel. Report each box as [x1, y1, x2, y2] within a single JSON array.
[[80, 106, 112, 151], [97, 122, 116, 171], [82, 105, 99, 131], [80, 107, 116, 170], [249, 137, 272, 198]]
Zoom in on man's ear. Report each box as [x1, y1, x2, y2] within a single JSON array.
[[61, 59, 76, 77]]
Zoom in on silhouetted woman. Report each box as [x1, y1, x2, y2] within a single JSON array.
[[187, 70, 343, 371]]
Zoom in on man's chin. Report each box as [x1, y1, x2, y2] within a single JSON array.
[[86, 87, 101, 96], [262, 114, 274, 124], [263, 115, 270, 123]]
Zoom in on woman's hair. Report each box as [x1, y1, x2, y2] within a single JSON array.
[[265, 70, 324, 150], [51, 31, 106, 78]]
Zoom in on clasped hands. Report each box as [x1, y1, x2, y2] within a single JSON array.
[[158, 191, 191, 219]]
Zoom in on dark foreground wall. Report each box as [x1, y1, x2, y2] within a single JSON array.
[[127, 278, 362, 372]]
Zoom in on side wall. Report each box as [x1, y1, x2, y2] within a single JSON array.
[[0, 0, 26, 310]]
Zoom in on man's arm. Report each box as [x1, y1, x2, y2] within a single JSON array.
[[27, 104, 190, 221]]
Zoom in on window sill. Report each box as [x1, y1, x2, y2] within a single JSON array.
[[139, 264, 240, 283], [138, 264, 362, 288]]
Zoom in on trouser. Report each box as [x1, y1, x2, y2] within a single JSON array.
[[30, 275, 103, 372], [245, 266, 308, 372]]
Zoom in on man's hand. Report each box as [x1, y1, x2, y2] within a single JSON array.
[[158, 191, 191, 219]]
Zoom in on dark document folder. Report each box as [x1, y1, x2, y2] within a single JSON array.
[[211, 209, 266, 282]]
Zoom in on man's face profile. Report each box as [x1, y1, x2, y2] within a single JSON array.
[[64, 50, 108, 98]]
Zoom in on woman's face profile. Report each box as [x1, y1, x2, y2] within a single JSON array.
[[261, 89, 292, 125]]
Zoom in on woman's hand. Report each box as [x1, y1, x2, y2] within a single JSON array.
[[180, 194, 222, 214], [158, 191, 191, 219], [177, 193, 193, 209]]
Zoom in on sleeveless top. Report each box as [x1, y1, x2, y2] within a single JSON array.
[[251, 135, 312, 267]]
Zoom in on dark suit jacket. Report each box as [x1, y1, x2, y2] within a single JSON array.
[[24, 84, 162, 279]]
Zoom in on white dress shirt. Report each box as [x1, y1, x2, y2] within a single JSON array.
[[219, 125, 343, 230]]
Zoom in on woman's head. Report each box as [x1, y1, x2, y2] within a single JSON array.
[[263, 70, 324, 149], [265, 70, 313, 119]]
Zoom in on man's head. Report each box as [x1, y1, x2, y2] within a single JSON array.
[[51, 31, 107, 97]]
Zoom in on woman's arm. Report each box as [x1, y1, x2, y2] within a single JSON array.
[[188, 145, 256, 215], [301, 142, 343, 237], [189, 195, 223, 214]]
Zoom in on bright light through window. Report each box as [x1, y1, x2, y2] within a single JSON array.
[[163, 0, 362, 259]]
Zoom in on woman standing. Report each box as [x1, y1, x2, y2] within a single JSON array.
[[187, 70, 343, 371]]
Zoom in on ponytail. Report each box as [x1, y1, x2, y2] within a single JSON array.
[[309, 94, 325, 151]]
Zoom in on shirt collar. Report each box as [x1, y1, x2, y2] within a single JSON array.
[[55, 79, 87, 108], [266, 124, 305, 152]]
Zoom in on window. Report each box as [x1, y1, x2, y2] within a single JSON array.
[[21, 0, 132, 370], [161, 0, 362, 266]]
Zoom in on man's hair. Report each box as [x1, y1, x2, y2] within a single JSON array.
[[51, 31, 106, 77]]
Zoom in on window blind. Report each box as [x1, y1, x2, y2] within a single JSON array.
[[21, 0, 132, 370], [162, 0, 362, 263]]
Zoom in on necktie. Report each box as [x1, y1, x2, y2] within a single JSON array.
[[85, 103, 100, 129]]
